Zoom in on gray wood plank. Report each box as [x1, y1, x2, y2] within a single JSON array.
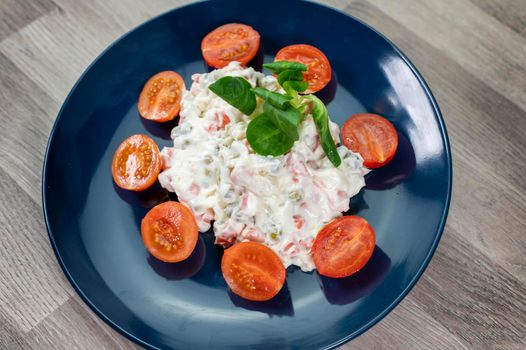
[[0, 168, 73, 332], [346, 293, 469, 350], [0, 0, 57, 41], [22, 296, 141, 350], [0, 7, 117, 103], [470, 0, 526, 37], [0, 313, 28, 349], [410, 228, 526, 349], [0, 1, 185, 104], [0, 52, 58, 202], [366, 0, 526, 113], [311, 0, 351, 10]]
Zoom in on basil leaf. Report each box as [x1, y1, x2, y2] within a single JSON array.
[[306, 95, 341, 167], [264, 103, 301, 141], [246, 113, 295, 156], [263, 61, 307, 74], [209, 76, 256, 115], [252, 87, 292, 109]]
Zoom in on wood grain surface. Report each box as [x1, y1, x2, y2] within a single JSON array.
[[0, 0, 524, 349]]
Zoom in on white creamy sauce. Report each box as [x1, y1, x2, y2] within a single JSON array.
[[159, 62, 368, 271]]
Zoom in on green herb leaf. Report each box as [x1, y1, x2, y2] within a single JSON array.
[[282, 80, 308, 93], [264, 103, 302, 141], [252, 87, 292, 109], [209, 76, 256, 115], [278, 69, 308, 93], [246, 113, 295, 156], [263, 61, 307, 74], [306, 95, 342, 167], [277, 70, 303, 85]]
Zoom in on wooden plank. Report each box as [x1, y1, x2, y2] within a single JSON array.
[[0, 314, 28, 350], [0, 0, 185, 104], [50, 0, 186, 33], [409, 228, 526, 349], [347, 292, 469, 349], [312, 0, 351, 11], [0, 168, 72, 332], [0, 0, 57, 41], [348, 0, 526, 284], [22, 296, 140, 350], [470, 0, 526, 37], [1, 336, 31, 350], [366, 0, 526, 113], [0, 53, 58, 202], [0, 7, 117, 103]]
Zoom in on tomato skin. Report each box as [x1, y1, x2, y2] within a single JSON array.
[[201, 23, 261, 68], [341, 113, 398, 168], [138, 71, 184, 122], [112, 134, 162, 191], [141, 201, 198, 263], [221, 242, 286, 301], [275, 44, 332, 93], [312, 216, 376, 278]]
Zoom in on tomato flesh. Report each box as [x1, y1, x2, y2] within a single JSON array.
[[221, 242, 286, 301], [138, 71, 184, 122], [112, 134, 162, 191], [312, 216, 376, 278], [275, 44, 332, 93], [341, 113, 398, 168], [201, 23, 260, 68], [141, 201, 198, 263]]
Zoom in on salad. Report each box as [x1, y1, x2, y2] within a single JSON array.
[[111, 23, 399, 302]]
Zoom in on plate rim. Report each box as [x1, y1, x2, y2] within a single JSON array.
[[41, 1, 453, 349]]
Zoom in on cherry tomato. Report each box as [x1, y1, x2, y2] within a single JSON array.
[[221, 242, 286, 301], [138, 71, 184, 122], [141, 201, 198, 263], [112, 134, 162, 191], [275, 44, 331, 93], [341, 113, 398, 168], [312, 216, 376, 278], [201, 23, 260, 68]]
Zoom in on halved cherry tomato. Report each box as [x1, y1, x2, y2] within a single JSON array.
[[221, 242, 286, 301], [141, 201, 198, 263], [112, 134, 162, 191], [312, 216, 376, 278], [275, 44, 331, 93], [341, 113, 398, 168], [138, 71, 184, 122], [201, 23, 260, 68]]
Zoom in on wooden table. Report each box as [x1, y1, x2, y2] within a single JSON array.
[[1, 0, 524, 349]]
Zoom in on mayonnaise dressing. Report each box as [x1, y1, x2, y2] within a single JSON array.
[[159, 62, 368, 271]]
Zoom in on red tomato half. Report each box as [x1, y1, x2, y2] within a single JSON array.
[[312, 216, 376, 278], [112, 134, 162, 191], [275, 44, 331, 93], [221, 242, 286, 301], [138, 71, 184, 122], [141, 201, 198, 263], [201, 23, 260, 68], [341, 113, 398, 168]]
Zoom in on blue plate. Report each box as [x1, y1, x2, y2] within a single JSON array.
[[42, 0, 452, 349]]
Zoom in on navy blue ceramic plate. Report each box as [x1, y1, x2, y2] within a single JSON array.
[[42, 0, 451, 349]]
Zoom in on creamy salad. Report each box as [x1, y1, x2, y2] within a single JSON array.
[[158, 62, 368, 271]]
